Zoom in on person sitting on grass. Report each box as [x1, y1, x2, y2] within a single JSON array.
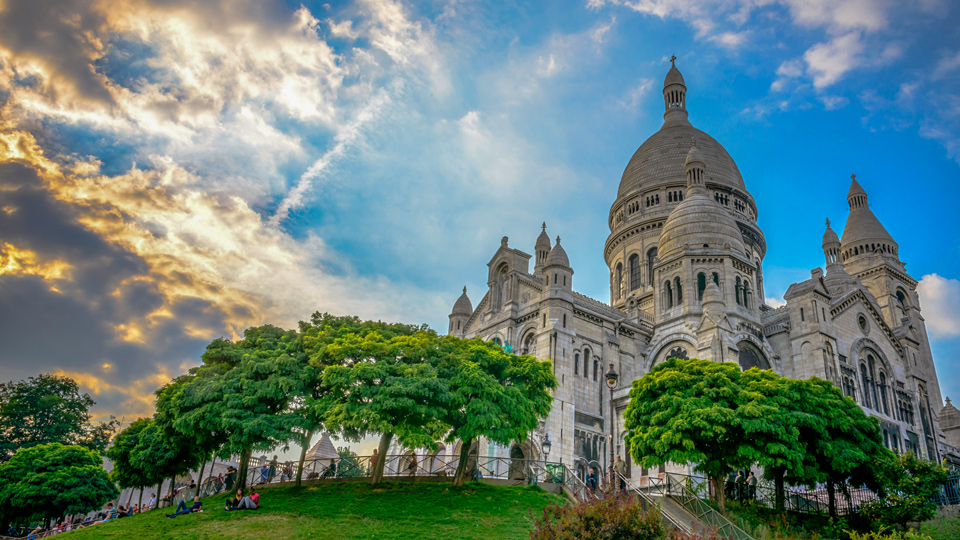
[[167, 496, 203, 518], [102, 502, 119, 523], [225, 488, 259, 510]]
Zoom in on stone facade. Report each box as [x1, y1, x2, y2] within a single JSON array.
[[441, 60, 960, 478]]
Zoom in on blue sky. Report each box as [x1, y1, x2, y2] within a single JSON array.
[[0, 0, 958, 427]]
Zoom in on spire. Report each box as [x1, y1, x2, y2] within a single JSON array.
[[663, 55, 688, 124], [822, 217, 841, 266], [847, 174, 867, 209], [683, 138, 706, 194], [534, 222, 552, 275]]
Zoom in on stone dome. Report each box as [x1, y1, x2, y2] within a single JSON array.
[[840, 177, 898, 255], [822, 220, 840, 247], [545, 237, 570, 267], [451, 287, 472, 315], [664, 63, 685, 88], [940, 397, 960, 431], [617, 124, 746, 199], [658, 145, 746, 260], [536, 222, 551, 249]]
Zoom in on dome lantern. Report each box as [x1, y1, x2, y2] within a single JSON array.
[[663, 55, 688, 124]]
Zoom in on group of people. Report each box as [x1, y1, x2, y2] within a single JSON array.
[[164, 486, 263, 520], [726, 470, 759, 503], [583, 455, 629, 495]]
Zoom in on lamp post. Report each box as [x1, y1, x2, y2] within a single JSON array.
[[538, 433, 551, 486], [605, 363, 619, 489]]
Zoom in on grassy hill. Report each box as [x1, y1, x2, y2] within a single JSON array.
[[64, 481, 566, 540]]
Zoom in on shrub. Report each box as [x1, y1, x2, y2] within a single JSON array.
[[530, 494, 669, 540], [847, 528, 933, 540]]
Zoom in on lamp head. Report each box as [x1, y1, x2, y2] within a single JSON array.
[[542, 434, 552, 456], [605, 363, 619, 388]]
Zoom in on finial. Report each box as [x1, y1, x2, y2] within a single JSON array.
[[542, 222, 546, 232], [851, 173, 856, 181], [501, 236, 508, 247], [948, 397, 953, 406], [555, 236, 561, 244], [670, 54, 677, 66], [825, 218, 831, 228], [462, 286, 467, 294]]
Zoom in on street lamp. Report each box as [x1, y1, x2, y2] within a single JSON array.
[[605, 363, 619, 489]]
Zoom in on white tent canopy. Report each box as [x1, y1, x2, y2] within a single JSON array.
[[306, 432, 340, 461]]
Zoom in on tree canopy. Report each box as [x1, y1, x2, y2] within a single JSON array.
[[0, 443, 118, 525], [862, 448, 947, 529], [105, 418, 152, 492], [0, 374, 118, 453], [434, 337, 556, 486]]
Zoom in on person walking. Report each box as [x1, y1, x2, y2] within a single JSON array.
[[747, 471, 758, 501], [613, 455, 627, 492], [585, 468, 598, 495]]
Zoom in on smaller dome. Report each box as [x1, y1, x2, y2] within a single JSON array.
[[451, 287, 472, 315], [940, 397, 960, 431], [684, 140, 704, 170], [536, 222, 551, 249], [664, 61, 685, 88], [545, 236, 570, 267], [822, 218, 840, 247], [658, 191, 745, 259], [848, 177, 867, 199], [702, 281, 723, 305]]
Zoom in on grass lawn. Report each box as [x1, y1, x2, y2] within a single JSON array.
[[64, 481, 566, 540]]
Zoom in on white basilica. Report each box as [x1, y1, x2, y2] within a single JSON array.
[[441, 60, 960, 480]]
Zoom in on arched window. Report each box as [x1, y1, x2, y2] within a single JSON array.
[[574, 353, 580, 375], [629, 254, 641, 291], [675, 277, 682, 303], [879, 372, 889, 416], [742, 283, 750, 309], [697, 273, 706, 301], [615, 263, 623, 300], [712, 272, 720, 286], [582, 348, 591, 377], [735, 277, 742, 305], [860, 364, 871, 408], [593, 360, 598, 381], [665, 281, 673, 308], [522, 332, 536, 356], [647, 248, 657, 286]]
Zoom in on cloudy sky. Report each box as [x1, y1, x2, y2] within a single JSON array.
[[0, 0, 959, 430]]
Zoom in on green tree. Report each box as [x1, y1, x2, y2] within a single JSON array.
[[174, 325, 309, 490], [105, 418, 152, 504], [624, 358, 757, 511], [863, 452, 949, 530], [0, 443, 118, 526], [784, 378, 889, 518], [434, 337, 556, 487], [0, 374, 118, 453], [336, 446, 364, 478], [301, 313, 429, 486], [129, 419, 203, 506], [155, 374, 224, 497], [320, 331, 450, 484]]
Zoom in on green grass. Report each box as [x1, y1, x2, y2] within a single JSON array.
[[64, 481, 566, 540], [920, 515, 960, 540]]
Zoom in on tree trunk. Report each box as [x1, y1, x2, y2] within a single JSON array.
[[126, 487, 135, 505], [370, 432, 393, 485], [156, 481, 162, 510], [774, 468, 785, 512], [297, 429, 314, 487], [711, 474, 726, 512], [827, 479, 837, 520], [138, 487, 143, 509], [236, 448, 253, 492], [195, 459, 208, 498], [452, 438, 474, 487]]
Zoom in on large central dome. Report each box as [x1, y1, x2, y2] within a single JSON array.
[[617, 125, 746, 198]]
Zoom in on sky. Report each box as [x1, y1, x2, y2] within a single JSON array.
[[0, 0, 959, 446]]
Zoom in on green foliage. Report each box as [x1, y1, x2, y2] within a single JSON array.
[[0, 443, 118, 524], [336, 446, 363, 478], [61, 481, 564, 540], [530, 494, 673, 540], [129, 419, 202, 494], [434, 337, 556, 485], [0, 373, 118, 453], [105, 418, 152, 490], [862, 453, 949, 530], [920, 515, 960, 540], [847, 528, 933, 540]]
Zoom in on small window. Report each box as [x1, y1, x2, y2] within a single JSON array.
[[562, 314, 566, 328], [801, 308, 805, 322], [858, 314, 868, 333]]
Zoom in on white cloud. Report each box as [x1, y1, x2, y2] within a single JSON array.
[[934, 50, 960, 79], [771, 59, 805, 91], [917, 274, 960, 338], [621, 78, 655, 109], [591, 16, 617, 43], [819, 95, 849, 110], [537, 54, 562, 77], [765, 297, 786, 308], [804, 32, 864, 89]]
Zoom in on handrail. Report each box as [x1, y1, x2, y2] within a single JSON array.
[[661, 472, 755, 540], [616, 472, 690, 533]]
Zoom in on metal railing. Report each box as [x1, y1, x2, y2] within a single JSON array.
[[933, 473, 960, 506], [641, 473, 755, 540], [616, 472, 691, 534]]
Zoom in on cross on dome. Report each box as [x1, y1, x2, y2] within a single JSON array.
[[851, 173, 856, 181], [670, 55, 677, 66], [826, 218, 831, 227], [542, 222, 547, 232]]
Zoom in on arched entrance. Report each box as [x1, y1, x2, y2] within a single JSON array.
[[737, 341, 769, 370], [508, 444, 527, 480]]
